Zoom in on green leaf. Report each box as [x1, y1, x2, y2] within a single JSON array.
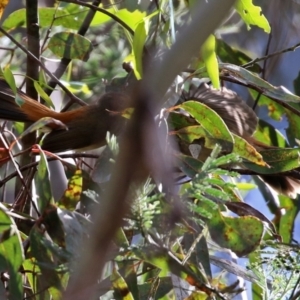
[[203, 187, 231, 201], [2, 6, 88, 32], [33, 81, 55, 108], [114, 228, 130, 248], [278, 196, 298, 243], [205, 202, 264, 256], [29, 226, 63, 298], [130, 10, 159, 79], [90, 9, 112, 26], [57, 210, 90, 258], [1, 9, 26, 31], [177, 154, 204, 178], [18, 117, 67, 141], [249, 252, 264, 299], [48, 32, 93, 61], [236, 182, 257, 191], [35, 149, 54, 214], [232, 133, 266, 166], [91, 8, 146, 31], [0, 208, 24, 300], [0, 71, 25, 113], [244, 148, 300, 174], [253, 119, 287, 148], [211, 152, 241, 168], [185, 291, 208, 299], [286, 109, 300, 147], [91, 146, 115, 183], [221, 63, 300, 103], [2, 66, 16, 94], [249, 89, 284, 121], [137, 278, 172, 300], [177, 101, 234, 151], [23, 258, 41, 297], [132, 21, 147, 79], [201, 35, 220, 89], [112, 9, 146, 31], [235, 0, 271, 33], [213, 174, 244, 202], [173, 125, 234, 160], [216, 39, 261, 73], [225, 201, 276, 234], [174, 125, 209, 143], [61, 80, 92, 96], [0, 69, 24, 107], [169, 111, 193, 129], [111, 268, 134, 300], [133, 246, 208, 290], [260, 148, 300, 172], [42, 204, 66, 248]]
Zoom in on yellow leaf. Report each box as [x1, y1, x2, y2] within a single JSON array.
[[0, 0, 9, 19], [235, 0, 271, 33], [58, 170, 83, 210]]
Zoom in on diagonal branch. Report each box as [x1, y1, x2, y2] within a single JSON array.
[[0, 27, 87, 107], [63, 1, 236, 299], [242, 41, 300, 69]]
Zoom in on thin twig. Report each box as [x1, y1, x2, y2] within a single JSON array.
[[153, 0, 166, 24], [62, 0, 134, 36], [253, 31, 273, 110], [289, 273, 300, 300], [228, 168, 300, 180], [40, 6, 60, 52], [289, 290, 300, 300], [220, 75, 300, 118], [13, 166, 40, 216], [0, 134, 34, 206], [242, 41, 300, 69], [0, 153, 99, 187]]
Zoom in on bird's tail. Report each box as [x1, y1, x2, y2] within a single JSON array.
[[0, 79, 56, 122]]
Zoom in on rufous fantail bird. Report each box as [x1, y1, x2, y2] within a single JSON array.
[[180, 83, 300, 199], [0, 79, 129, 153], [0, 79, 299, 198]]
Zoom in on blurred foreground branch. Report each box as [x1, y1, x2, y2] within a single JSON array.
[[63, 1, 236, 299]]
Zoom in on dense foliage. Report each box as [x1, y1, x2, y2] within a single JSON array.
[[0, 1, 300, 299]]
